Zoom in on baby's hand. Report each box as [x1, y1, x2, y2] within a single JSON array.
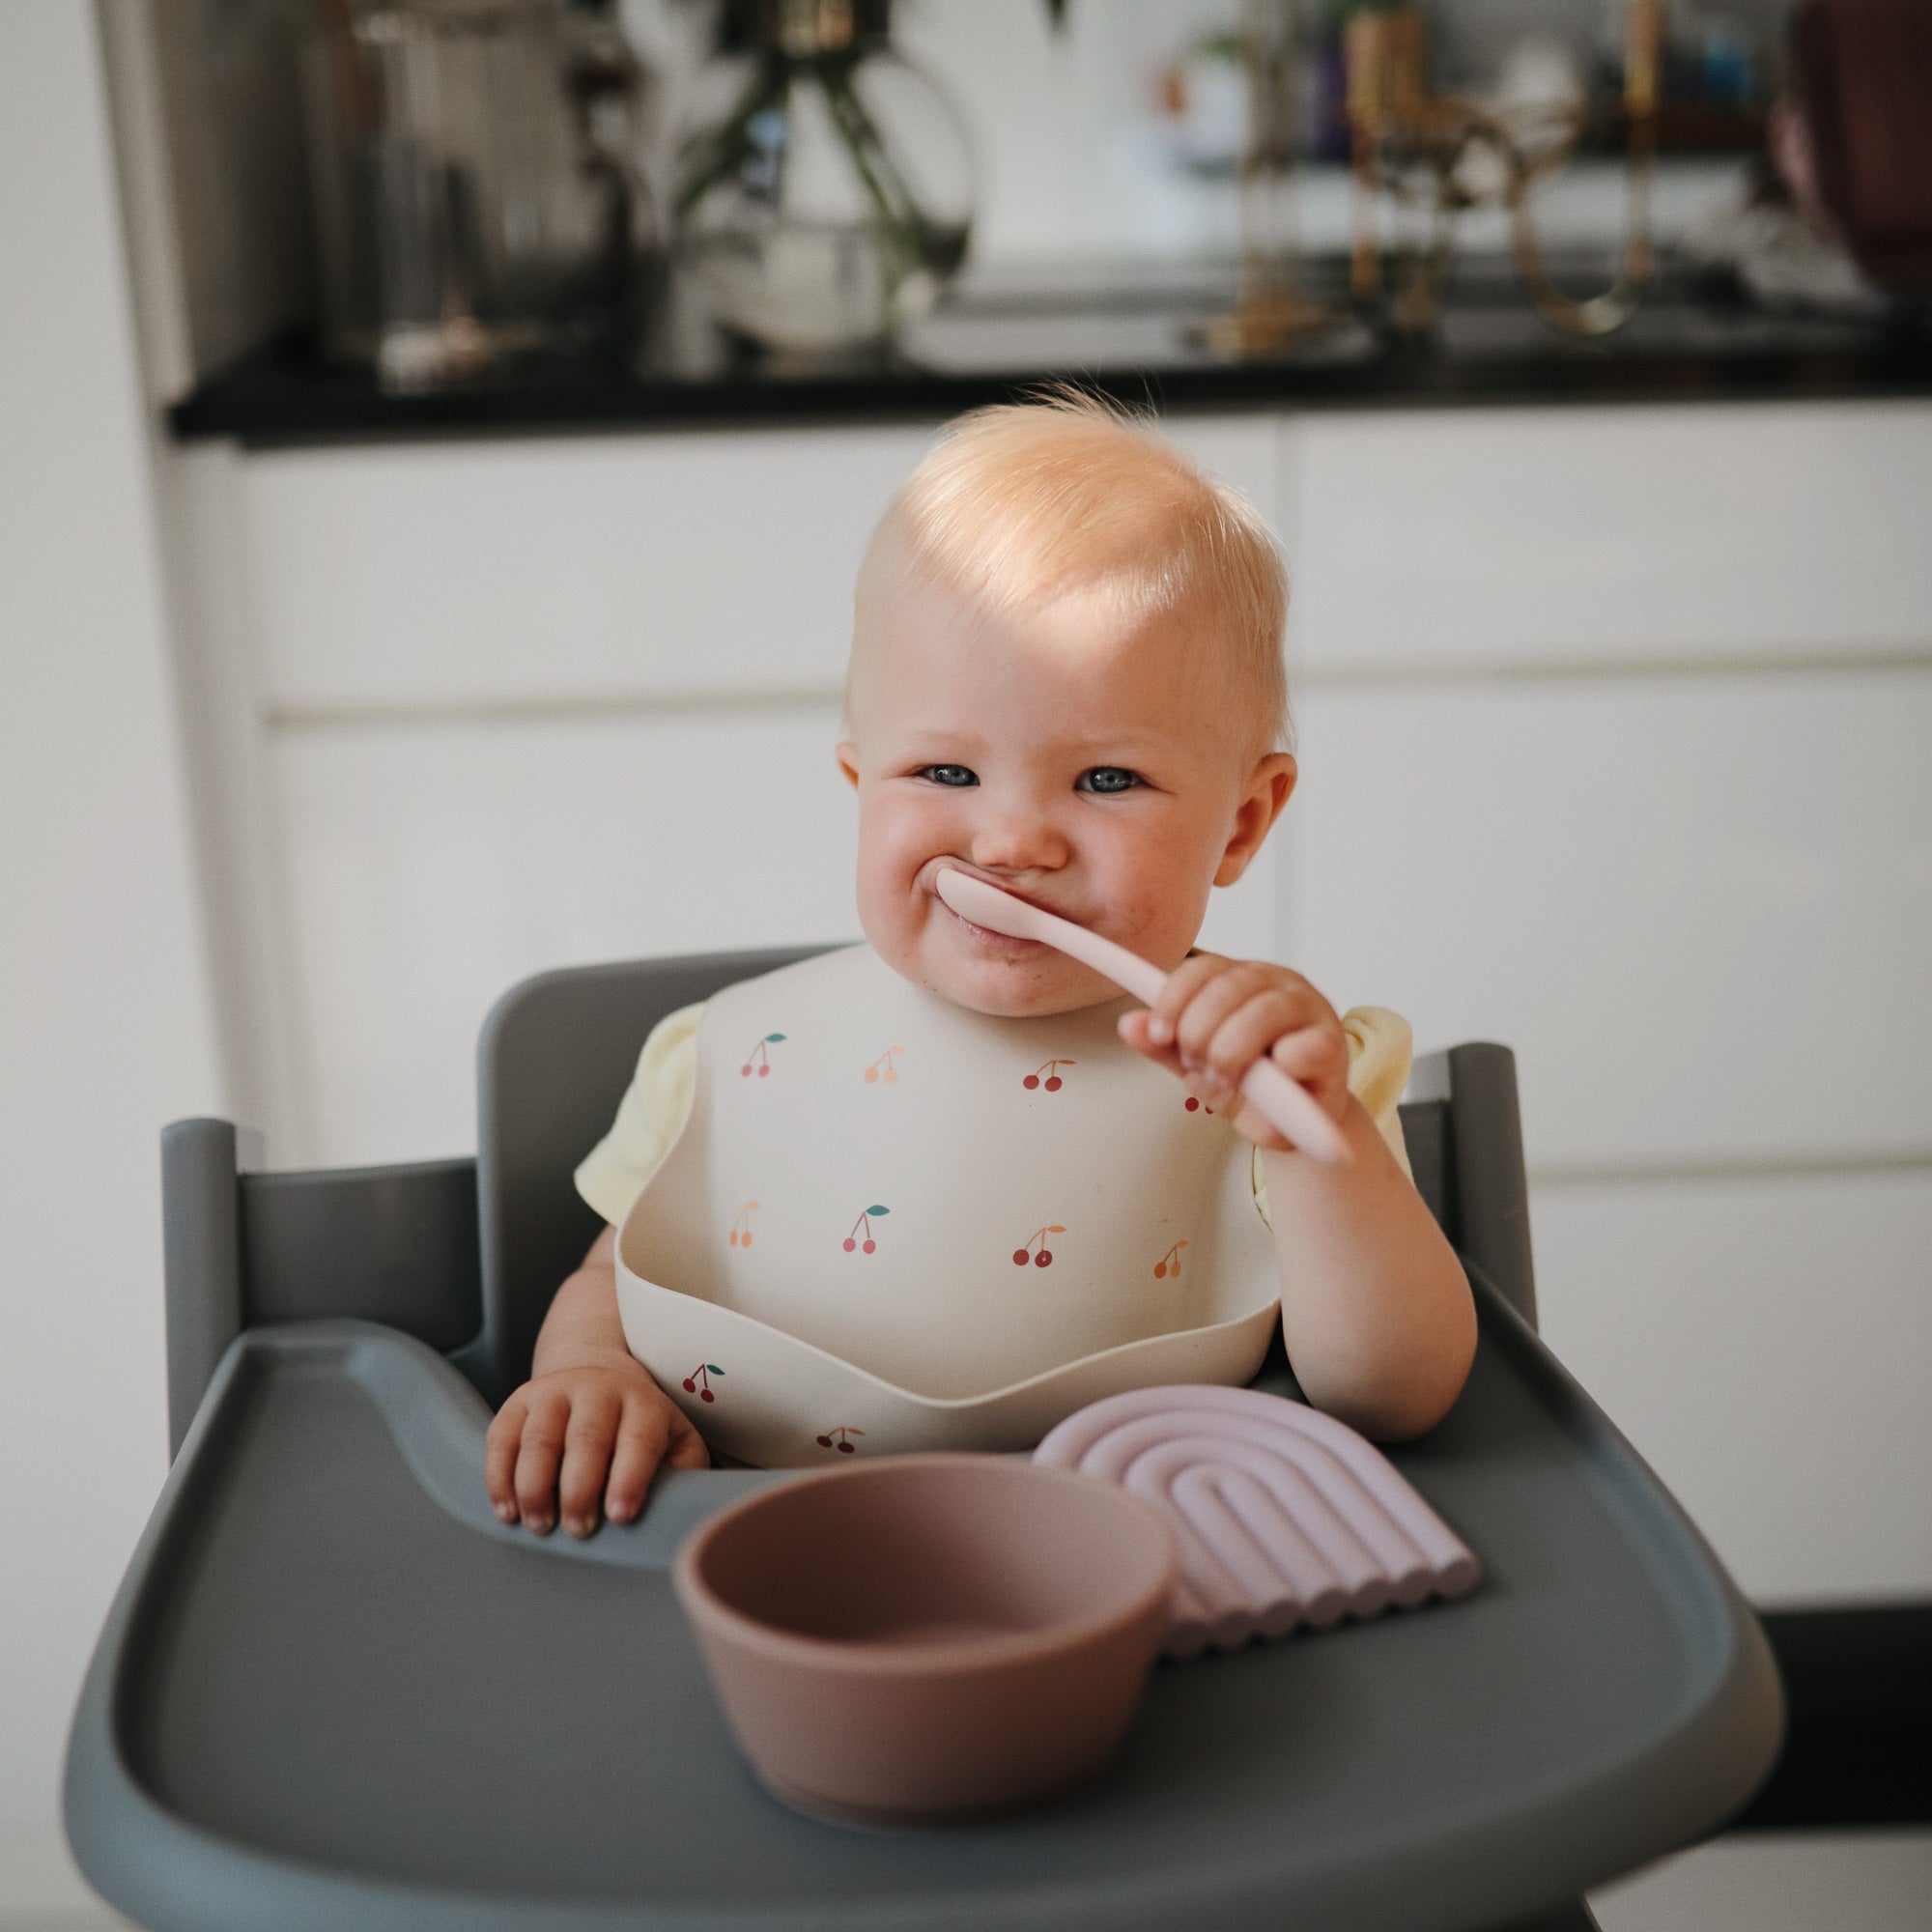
[[485, 1353, 708, 1538], [1118, 952, 1351, 1153]]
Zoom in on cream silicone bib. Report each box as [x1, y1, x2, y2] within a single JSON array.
[[614, 945, 1281, 1466]]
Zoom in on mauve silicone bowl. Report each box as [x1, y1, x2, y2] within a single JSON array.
[[672, 1453, 1177, 1825]]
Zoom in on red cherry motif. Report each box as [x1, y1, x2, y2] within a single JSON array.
[[1183, 1094, 1214, 1115], [740, 1033, 787, 1078], [1022, 1074, 1039, 1091], [844, 1206, 889, 1254], [1044, 1075, 1062, 1091], [682, 1364, 724, 1403], [1013, 1224, 1065, 1266]]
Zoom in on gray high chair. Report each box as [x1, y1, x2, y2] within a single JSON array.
[[65, 948, 1782, 1932]]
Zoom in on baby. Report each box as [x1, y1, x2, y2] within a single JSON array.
[[486, 394, 1475, 1537]]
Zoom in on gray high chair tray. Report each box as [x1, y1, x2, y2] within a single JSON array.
[[67, 952, 1782, 1932]]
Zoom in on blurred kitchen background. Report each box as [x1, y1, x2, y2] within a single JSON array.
[[3, 1, 1928, 1926]]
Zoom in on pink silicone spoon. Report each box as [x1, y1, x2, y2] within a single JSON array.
[[935, 867, 1350, 1164]]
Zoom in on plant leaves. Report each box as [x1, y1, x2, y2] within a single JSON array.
[[867, 1205, 891, 1216], [765, 1032, 787, 1042], [707, 1364, 724, 1376]]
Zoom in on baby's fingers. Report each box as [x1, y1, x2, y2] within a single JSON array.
[[663, 1401, 713, 1474], [605, 1392, 712, 1524], [1143, 952, 1230, 1048], [606, 1392, 678, 1524], [558, 1386, 624, 1537], [513, 1394, 570, 1534], [1204, 987, 1314, 1091], [1118, 1006, 1183, 1073], [484, 1390, 528, 1523]]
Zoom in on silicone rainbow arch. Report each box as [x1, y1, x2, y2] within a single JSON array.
[[1034, 1385, 1480, 1659]]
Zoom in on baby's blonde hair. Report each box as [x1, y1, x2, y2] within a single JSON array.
[[853, 389, 1291, 756]]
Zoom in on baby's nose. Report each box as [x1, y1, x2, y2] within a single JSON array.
[[969, 812, 1069, 874]]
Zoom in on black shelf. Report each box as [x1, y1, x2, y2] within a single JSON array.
[[168, 261, 1932, 447]]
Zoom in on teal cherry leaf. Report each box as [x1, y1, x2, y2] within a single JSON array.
[[867, 1205, 891, 1216], [707, 1364, 724, 1377], [765, 1032, 787, 1042]]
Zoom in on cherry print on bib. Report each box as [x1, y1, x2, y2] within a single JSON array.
[[863, 1047, 905, 1084], [1183, 1095, 1215, 1115], [1153, 1239, 1187, 1279], [815, 1426, 865, 1454], [682, 1363, 724, 1403], [843, 1206, 891, 1254], [1012, 1224, 1065, 1267], [1023, 1057, 1074, 1092], [727, 1202, 760, 1247], [740, 1033, 786, 1077]]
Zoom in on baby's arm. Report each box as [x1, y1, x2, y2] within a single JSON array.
[[1121, 957, 1476, 1439], [484, 1227, 709, 1536]]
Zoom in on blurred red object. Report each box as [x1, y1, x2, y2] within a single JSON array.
[[1791, 0, 1932, 288]]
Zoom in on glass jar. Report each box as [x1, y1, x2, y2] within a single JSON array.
[[675, 0, 974, 354], [300, 0, 654, 388]]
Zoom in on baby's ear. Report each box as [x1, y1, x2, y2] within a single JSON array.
[[836, 742, 861, 790], [1215, 753, 1297, 886]]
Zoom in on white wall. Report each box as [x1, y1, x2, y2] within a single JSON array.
[[0, 5, 222, 1923]]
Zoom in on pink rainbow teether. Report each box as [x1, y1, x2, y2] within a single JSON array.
[[933, 867, 1350, 1165], [1035, 1385, 1480, 1659]]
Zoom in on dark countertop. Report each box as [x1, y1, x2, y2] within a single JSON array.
[[168, 254, 1932, 446]]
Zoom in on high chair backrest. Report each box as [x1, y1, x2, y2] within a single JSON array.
[[160, 950, 1534, 1453]]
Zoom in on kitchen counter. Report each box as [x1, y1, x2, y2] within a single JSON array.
[[167, 254, 1932, 446]]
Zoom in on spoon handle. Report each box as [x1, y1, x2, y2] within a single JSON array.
[[1236, 1057, 1350, 1166]]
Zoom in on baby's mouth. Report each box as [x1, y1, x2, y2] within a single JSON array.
[[917, 860, 1054, 953]]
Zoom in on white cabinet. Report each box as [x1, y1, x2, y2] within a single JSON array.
[[245, 428, 932, 712], [272, 703, 857, 1163], [1281, 401, 1932, 675], [1283, 669, 1932, 1171], [1533, 1167, 1932, 1605]]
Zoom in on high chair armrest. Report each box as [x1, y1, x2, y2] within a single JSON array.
[[161, 1119, 482, 1457]]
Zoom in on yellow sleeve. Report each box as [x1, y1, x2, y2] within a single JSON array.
[[1342, 1005, 1413, 1179], [1253, 1006, 1414, 1226], [572, 1002, 705, 1226]]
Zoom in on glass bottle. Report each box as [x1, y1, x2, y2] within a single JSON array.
[[675, 0, 975, 355]]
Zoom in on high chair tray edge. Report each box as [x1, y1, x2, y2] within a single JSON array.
[[63, 1270, 1782, 1932]]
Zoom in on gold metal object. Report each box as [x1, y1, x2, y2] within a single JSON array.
[[1199, 0, 1341, 358], [1347, 0, 1664, 339]]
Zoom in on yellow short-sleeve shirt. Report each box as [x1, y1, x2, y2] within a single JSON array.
[[575, 999, 1415, 1229]]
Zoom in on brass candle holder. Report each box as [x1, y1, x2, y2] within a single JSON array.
[[1198, 0, 1343, 358], [1347, 0, 1664, 339]]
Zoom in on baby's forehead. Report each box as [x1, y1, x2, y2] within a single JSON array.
[[853, 576, 1254, 759]]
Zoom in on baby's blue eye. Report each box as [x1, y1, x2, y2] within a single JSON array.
[[918, 764, 978, 787], [1078, 767, 1141, 795]]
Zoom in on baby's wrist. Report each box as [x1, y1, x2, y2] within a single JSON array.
[[533, 1344, 646, 1383]]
